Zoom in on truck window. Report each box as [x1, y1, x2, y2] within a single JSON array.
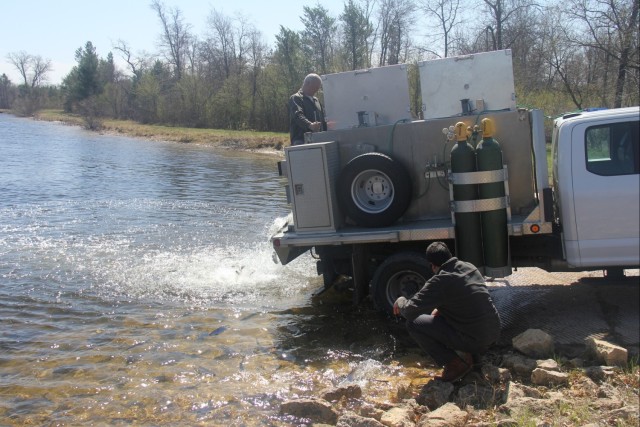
[[585, 120, 639, 176]]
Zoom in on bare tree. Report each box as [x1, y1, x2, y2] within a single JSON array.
[[481, 0, 538, 50], [7, 51, 52, 88], [205, 10, 237, 79], [113, 40, 147, 80], [150, 0, 192, 80], [378, 0, 416, 65], [418, 0, 463, 57], [566, 0, 639, 107]]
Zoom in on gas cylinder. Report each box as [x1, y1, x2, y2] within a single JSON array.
[[450, 122, 484, 271], [476, 118, 510, 277]]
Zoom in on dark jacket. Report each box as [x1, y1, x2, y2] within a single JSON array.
[[396, 257, 501, 345], [288, 89, 326, 144]]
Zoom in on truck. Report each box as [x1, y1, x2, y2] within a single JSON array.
[[270, 50, 639, 315]]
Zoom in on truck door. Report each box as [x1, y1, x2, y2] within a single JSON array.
[[571, 118, 640, 267]]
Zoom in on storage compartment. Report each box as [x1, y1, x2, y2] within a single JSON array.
[[285, 141, 342, 232], [321, 65, 412, 130], [419, 49, 516, 119]]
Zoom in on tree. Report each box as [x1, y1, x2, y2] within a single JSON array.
[[0, 74, 15, 109], [114, 40, 147, 81], [6, 51, 52, 89], [566, 0, 639, 108], [275, 26, 305, 91], [150, 0, 192, 80], [340, 0, 374, 70], [480, 0, 540, 52], [300, 4, 338, 74], [418, 0, 463, 58], [377, 0, 416, 65], [62, 41, 103, 117]]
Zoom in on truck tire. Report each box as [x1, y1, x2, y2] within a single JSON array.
[[337, 152, 412, 227], [371, 252, 432, 315]]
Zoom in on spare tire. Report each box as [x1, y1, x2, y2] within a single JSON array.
[[337, 152, 412, 227]]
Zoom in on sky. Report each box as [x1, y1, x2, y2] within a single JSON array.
[[0, 0, 347, 85]]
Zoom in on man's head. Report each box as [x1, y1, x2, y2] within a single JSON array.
[[302, 73, 322, 96], [426, 242, 452, 269]]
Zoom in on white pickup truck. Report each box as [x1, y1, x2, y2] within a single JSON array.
[[271, 50, 639, 314]]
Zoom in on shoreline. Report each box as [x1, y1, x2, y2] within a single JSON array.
[[15, 109, 289, 156]]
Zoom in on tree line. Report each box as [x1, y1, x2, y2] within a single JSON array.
[[1, 0, 637, 132]]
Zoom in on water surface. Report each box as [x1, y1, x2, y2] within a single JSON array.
[[0, 115, 415, 425]]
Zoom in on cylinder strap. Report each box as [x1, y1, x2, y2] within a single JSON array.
[[450, 196, 509, 213], [449, 168, 508, 185]]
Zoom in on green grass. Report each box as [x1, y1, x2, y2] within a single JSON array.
[[33, 110, 289, 151]]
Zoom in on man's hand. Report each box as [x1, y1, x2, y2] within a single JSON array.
[[431, 308, 439, 317], [393, 301, 401, 316], [309, 122, 322, 132]]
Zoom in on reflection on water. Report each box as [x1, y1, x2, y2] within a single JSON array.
[[0, 115, 428, 425]]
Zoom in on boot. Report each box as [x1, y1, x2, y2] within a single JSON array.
[[438, 352, 473, 382]]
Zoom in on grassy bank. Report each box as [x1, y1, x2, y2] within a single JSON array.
[[32, 110, 289, 153]]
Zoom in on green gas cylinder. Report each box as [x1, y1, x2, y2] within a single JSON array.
[[450, 122, 484, 271], [476, 118, 510, 277]]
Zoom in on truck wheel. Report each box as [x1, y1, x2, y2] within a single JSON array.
[[371, 252, 432, 315], [337, 152, 412, 227]]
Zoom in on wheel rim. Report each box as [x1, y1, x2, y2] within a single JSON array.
[[384, 269, 425, 305], [351, 169, 394, 214]]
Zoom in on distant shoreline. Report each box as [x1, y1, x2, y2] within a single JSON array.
[[6, 109, 288, 156]]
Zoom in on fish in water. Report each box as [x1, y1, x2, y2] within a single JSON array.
[[209, 326, 228, 336]]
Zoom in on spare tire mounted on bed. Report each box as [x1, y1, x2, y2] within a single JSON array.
[[336, 152, 412, 227]]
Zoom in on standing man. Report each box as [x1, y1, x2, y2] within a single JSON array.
[[393, 242, 501, 382], [289, 73, 326, 146]]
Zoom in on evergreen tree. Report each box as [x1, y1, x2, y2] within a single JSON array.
[[63, 41, 103, 112]]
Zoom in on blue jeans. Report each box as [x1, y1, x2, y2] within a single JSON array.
[[406, 314, 491, 366]]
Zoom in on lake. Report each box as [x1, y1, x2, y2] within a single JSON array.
[[0, 114, 412, 425]]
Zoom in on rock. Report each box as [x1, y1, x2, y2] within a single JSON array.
[[584, 365, 616, 381], [416, 379, 454, 410], [279, 398, 338, 424], [418, 402, 468, 427], [607, 406, 640, 423], [360, 402, 385, 421], [321, 384, 363, 402], [585, 337, 628, 367], [337, 411, 385, 427], [512, 329, 554, 358], [380, 406, 415, 427], [535, 359, 559, 371], [502, 353, 537, 377], [481, 364, 512, 383], [568, 375, 599, 398], [500, 393, 570, 418], [530, 368, 569, 386], [505, 381, 544, 402], [593, 398, 624, 410], [455, 383, 497, 408], [597, 382, 621, 399]]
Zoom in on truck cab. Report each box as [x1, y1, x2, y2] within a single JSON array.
[[552, 107, 640, 269]]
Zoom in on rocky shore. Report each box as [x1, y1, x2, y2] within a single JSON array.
[[280, 329, 639, 426]]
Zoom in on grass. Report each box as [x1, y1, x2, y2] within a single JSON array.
[[32, 110, 289, 152]]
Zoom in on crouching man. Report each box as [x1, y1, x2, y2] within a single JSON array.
[[393, 242, 501, 382]]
